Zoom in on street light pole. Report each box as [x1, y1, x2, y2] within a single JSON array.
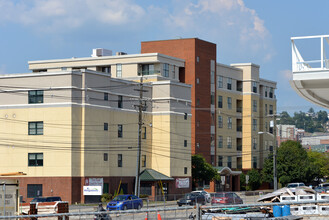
[[272, 114, 278, 191]]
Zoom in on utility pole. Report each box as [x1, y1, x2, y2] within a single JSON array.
[[134, 77, 147, 196], [271, 114, 279, 191]]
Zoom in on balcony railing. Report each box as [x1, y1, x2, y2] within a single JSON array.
[[138, 70, 161, 76]]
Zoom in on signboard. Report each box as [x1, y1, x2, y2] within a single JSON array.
[[85, 178, 103, 186], [176, 178, 189, 189], [83, 186, 102, 196]]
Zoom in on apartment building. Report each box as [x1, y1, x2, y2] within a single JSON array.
[[0, 52, 192, 203], [141, 39, 277, 191]]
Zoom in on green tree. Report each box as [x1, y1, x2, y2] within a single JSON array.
[[276, 140, 316, 185], [192, 154, 218, 188], [278, 111, 294, 125], [240, 173, 246, 191], [262, 141, 317, 186], [247, 169, 262, 191], [308, 151, 329, 178]]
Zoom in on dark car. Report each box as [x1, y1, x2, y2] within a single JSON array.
[[211, 192, 243, 205], [46, 196, 62, 202], [106, 194, 143, 211], [177, 193, 206, 206], [31, 197, 47, 203]]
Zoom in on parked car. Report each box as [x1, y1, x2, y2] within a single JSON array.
[[211, 192, 243, 205], [31, 197, 47, 203], [287, 182, 305, 189], [46, 196, 62, 202], [319, 183, 329, 188], [177, 193, 206, 206], [192, 190, 211, 203], [314, 186, 328, 193], [106, 194, 143, 211]]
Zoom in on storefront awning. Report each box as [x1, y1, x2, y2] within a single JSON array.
[[214, 166, 242, 176], [140, 169, 174, 181]]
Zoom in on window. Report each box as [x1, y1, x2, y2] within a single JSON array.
[[196, 78, 200, 84], [252, 81, 257, 93], [142, 127, 146, 139], [27, 184, 42, 198], [196, 143, 200, 148], [104, 123, 108, 131], [118, 154, 122, 167], [184, 113, 188, 120], [196, 56, 200, 62], [116, 64, 122, 78], [253, 138, 257, 149], [211, 155, 215, 165], [104, 93, 108, 101], [61, 67, 67, 71], [28, 121, 43, 135], [269, 105, 273, 115], [253, 157, 257, 168], [104, 153, 108, 161], [269, 88, 274, 98], [227, 117, 232, 129], [197, 99, 200, 106], [218, 136, 223, 148], [28, 90, 43, 104], [217, 76, 223, 88], [227, 78, 232, 90], [265, 104, 268, 115], [265, 122, 268, 132], [211, 93, 215, 105], [141, 64, 155, 75], [163, 63, 169, 77], [227, 156, 232, 168], [118, 125, 123, 138], [253, 100, 257, 112], [184, 140, 187, 147], [218, 116, 223, 128], [118, 95, 123, 108], [265, 87, 268, 97], [101, 66, 111, 73], [218, 156, 223, 166], [142, 155, 146, 167], [184, 167, 188, 174], [28, 153, 43, 166], [227, 97, 232, 110], [218, 96, 223, 108], [227, 136, 232, 148], [253, 119, 257, 131]]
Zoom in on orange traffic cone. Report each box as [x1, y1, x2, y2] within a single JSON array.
[[157, 211, 162, 220], [145, 212, 148, 220]]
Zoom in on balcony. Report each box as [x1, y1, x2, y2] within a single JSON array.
[[138, 70, 161, 76], [291, 35, 329, 108]]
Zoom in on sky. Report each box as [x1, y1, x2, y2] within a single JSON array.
[[0, 0, 328, 115]]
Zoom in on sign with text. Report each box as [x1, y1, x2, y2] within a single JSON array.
[[83, 186, 102, 195], [85, 178, 103, 186], [176, 178, 189, 188]]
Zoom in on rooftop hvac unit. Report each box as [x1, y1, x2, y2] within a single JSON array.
[[91, 48, 112, 57], [116, 52, 127, 56]]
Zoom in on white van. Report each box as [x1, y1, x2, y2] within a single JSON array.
[[287, 182, 305, 188]]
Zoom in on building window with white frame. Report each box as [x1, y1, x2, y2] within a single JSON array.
[[142, 155, 146, 167], [227, 136, 232, 148], [253, 119, 257, 131], [218, 116, 223, 128], [28, 121, 43, 135], [218, 156, 223, 166], [269, 88, 274, 98], [227, 156, 232, 168], [265, 87, 268, 97], [227, 117, 232, 129], [217, 76, 223, 88], [116, 64, 122, 78], [252, 81, 257, 93], [218, 136, 223, 148], [118, 125, 123, 138], [253, 100, 257, 112], [253, 138, 257, 149], [118, 154, 122, 167], [227, 78, 232, 90], [227, 97, 232, 109], [163, 63, 169, 77], [218, 96, 223, 108], [28, 153, 43, 166], [28, 90, 44, 104]]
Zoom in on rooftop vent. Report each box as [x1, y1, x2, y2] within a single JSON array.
[[91, 48, 112, 57], [116, 52, 127, 56]]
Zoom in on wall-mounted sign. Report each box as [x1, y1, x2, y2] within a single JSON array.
[[176, 178, 189, 188], [85, 178, 103, 186], [83, 186, 102, 195]]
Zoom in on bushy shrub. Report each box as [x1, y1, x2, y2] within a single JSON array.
[[101, 193, 112, 203]]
